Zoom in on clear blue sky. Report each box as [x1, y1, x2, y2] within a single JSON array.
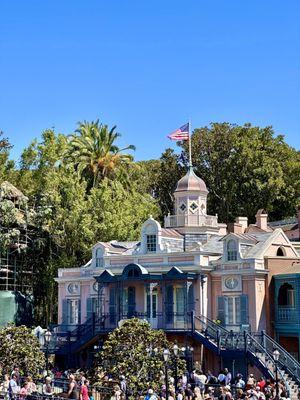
[[1, 0, 299, 162]]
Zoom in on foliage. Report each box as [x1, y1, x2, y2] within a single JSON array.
[[65, 120, 136, 189], [177, 122, 300, 222], [0, 325, 45, 375], [93, 318, 186, 397]]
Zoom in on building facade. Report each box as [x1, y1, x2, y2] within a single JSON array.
[[55, 167, 300, 370]]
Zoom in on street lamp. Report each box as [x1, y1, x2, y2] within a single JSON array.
[[163, 349, 170, 400], [181, 346, 194, 372], [273, 349, 280, 398], [44, 329, 52, 374], [173, 344, 179, 391]]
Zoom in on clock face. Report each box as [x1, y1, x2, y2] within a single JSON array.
[[68, 282, 79, 294], [225, 277, 239, 290]]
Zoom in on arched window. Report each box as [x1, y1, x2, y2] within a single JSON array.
[[227, 240, 238, 261], [278, 283, 295, 307], [276, 247, 285, 257]]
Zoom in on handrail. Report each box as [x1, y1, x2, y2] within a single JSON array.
[[261, 332, 300, 384], [244, 333, 291, 395]]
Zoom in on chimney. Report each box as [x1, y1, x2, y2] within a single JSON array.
[[256, 209, 268, 231], [227, 222, 243, 234], [235, 216, 248, 233]]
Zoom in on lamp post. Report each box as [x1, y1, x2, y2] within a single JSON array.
[[273, 348, 280, 398], [44, 329, 52, 375], [163, 349, 170, 400], [181, 346, 194, 372], [173, 344, 179, 391]]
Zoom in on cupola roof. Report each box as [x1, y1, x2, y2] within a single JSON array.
[[175, 167, 208, 193]]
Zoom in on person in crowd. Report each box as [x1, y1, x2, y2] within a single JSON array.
[[8, 374, 19, 400], [177, 387, 184, 400], [68, 374, 79, 399], [42, 376, 54, 397], [236, 374, 246, 389], [0, 375, 10, 400], [224, 369, 232, 386], [193, 386, 202, 400], [10, 368, 20, 385], [218, 370, 227, 386], [206, 370, 218, 385], [247, 374, 257, 389], [80, 378, 89, 400], [119, 376, 127, 398], [26, 377, 37, 396], [184, 384, 193, 400], [19, 382, 29, 400]]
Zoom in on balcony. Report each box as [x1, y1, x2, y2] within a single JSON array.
[[277, 307, 299, 323], [164, 213, 218, 228]]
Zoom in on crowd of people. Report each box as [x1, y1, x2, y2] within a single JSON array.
[[0, 366, 297, 400]]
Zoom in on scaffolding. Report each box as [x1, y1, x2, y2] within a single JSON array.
[[0, 181, 33, 294]]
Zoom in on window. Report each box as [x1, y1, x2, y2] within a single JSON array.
[[218, 295, 248, 327], [227, 296, 241, 325], [68, 299, 80, 324], [278, 283, 295, 307], [146, 235, 156, 252], [179, 203, 187, 212], [227, 240, 238, 261], [276, 247, 285, 256], [189, 202, 198, 212]]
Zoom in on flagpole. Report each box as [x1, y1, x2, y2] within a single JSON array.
[[188, 118, 192, 168]]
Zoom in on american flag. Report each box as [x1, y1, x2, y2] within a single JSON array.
[[167, 123, 189, 140]]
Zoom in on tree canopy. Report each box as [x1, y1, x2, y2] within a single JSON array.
[[93, 318, 186, 398], [0, 325, 45, 376]]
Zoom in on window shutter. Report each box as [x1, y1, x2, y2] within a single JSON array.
[[166, 285, 174, 323], [86, 298, 93, 321], [78, 299, 81, 324], [240, 294, 248, 325], [188, 284, 194, 312], [146, 289, 151, 318], [62, 299, 68, 325], [217, 296, 226, 325], [109, 287, 116, 324]]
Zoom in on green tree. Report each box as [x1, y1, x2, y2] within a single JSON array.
[[94, 318, 185, 398], [65, 120, 136, 188], [0, 325, 45, 375], [176, 122, 300, 222]]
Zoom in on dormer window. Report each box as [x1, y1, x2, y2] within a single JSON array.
[[227, 240, 237, 261], [146, 235, 157, 253]]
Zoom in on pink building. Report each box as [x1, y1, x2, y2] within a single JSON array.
[[55, 167, 300, 392]]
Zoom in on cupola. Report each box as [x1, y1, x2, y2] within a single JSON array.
[[175, 167, 208, 193]]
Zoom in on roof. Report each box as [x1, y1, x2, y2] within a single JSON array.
[[269, 217, 298, 231], [175, 167, 208, 193], [161, 228, 183, 238]]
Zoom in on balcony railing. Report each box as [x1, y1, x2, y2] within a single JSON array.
[[164, 213, 218, 228], [277, 307, 298, 322]]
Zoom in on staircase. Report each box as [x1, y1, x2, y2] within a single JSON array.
[[52, 312, 300, 398], [191, 314, 300, 399]]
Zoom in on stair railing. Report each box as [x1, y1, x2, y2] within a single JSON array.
[[260, 331, 300, 385], [244, 332, 291, 395]]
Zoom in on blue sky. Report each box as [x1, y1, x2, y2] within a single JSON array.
[[1, 0, 299, 162]]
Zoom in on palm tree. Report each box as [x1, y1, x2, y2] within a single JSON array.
[[65, 120, 136, 188]]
